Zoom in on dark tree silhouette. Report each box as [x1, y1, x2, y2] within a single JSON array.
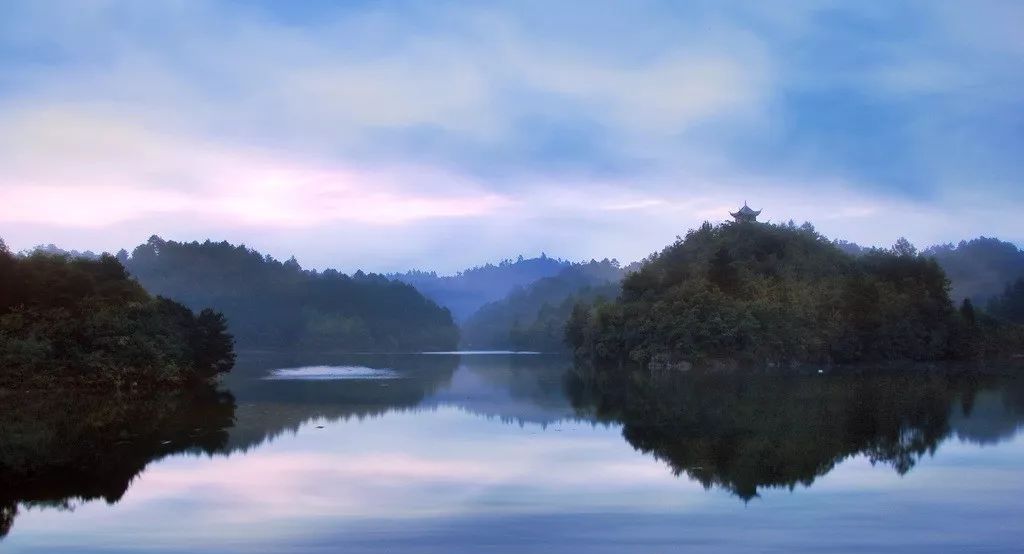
[[0, 248, 234, 388], [988, 277, 1024, 324]]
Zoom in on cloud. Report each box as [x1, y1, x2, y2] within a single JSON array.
[[0, 1, 1021, 269], [0, 107, 511, 228], [0, 1, 774, 163]]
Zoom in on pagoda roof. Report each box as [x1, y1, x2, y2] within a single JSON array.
[[730, 202, 761, 217]]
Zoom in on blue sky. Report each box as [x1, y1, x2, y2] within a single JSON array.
[[1, 0, 1022, 272]]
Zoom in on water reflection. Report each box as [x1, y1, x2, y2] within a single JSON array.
[[1, 353, 1023, 549], [263, 365, 402, 380], [0, 386, 235, 538], [224, 352, 460, 451], [568, 367, 1024, 500]]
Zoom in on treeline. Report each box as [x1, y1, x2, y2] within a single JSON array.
[[566, 221, 1023, 368], [391, 254, 568, 321], [0, 239, 234, 388], [988, 277, 1024, 324], [460, 259, 625, 351], [924, 237, 1024, 304], [449, 234, 1024, 355], [836, 236, 1024, 306], [124, 236, 458, 352]]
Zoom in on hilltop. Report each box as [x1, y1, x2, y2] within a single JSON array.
[[123, 236, 458, 352], [566, 220, 1022, 369]]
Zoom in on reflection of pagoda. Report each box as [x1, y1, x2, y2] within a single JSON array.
[[730, 202, 761, 223]]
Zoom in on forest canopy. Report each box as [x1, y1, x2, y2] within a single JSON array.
[[460, 259, 625, 351], [391, 254, 568, 321], [566, 221, 1023, 368], [923, 237, 1024, 304], [988, 277, 1024, 325], [124, 236, 458, 352], [0, 241, 235, 389]]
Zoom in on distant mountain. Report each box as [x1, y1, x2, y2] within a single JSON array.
[[923, 238, 1024, 304], [834, 237, 1024, 305], [123, 236, 458, 352], [390, 254, 569, 321], [460, 259, 626, 351]]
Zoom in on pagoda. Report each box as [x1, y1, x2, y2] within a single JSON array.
[[730, 202, 761, 223]]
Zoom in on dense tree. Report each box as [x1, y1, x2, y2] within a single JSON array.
[[922, 237, 1024, 303], [568, 221, 1022, 367], [20, 243, 100, 260], [460, 259, 624, 351], [391, 254, 569, 321], [988, 277, 1024, 324], [125, 236, 457, 352], [833, 237, 1024, 307], [960, 298, 977, 325], [0, 247, 235, 388]]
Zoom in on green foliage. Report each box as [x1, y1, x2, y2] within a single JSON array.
[[460, 259, 624, 351], [124, 236, 458, 352], [923, 237, 1024, 303], [0, 248, 235, 388], [568, 221, 1021, 367], [391, 253, 569, 321], [988, 277, 1024, 324]]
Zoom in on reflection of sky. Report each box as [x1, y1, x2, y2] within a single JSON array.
[[421, 360, 578, 425], [7, 404, 1024, 553], [264, 365, 400, 380]]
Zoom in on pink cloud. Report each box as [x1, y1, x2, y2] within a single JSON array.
[[0, 108, 512, 229]]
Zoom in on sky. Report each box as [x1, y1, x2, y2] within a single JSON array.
[[1, 0, 1022, 273]]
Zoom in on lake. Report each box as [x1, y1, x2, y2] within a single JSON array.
[[2, 352, 1023, 553]]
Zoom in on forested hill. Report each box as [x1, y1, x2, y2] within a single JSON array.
[[390, 254, 568, 321], [0, 238, 234, 388], [568, 221, 1022, 368], [922, 238, 1024, 305], [123, 236, 458, 352], [460, 259, 626, 351], [833, 236, 1024, 305]]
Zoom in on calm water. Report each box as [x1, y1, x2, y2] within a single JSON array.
[[2, 353, 1023, 553]]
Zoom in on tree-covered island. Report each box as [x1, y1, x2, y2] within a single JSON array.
[[566, 206, 1024, 370]]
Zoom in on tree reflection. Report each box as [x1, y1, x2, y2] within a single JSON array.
[[3, 355, 1021, 539], [0, 385, 235, 539], [224, 352, 460, 451], [568, 366, 1024, 500]]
